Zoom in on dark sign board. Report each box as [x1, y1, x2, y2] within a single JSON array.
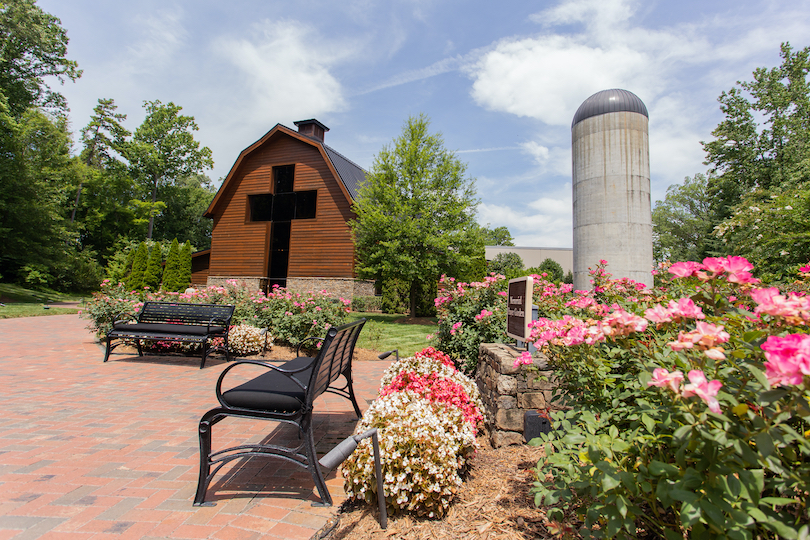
[[506, 276, 534, 341]]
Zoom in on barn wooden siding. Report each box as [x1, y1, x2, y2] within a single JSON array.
[[207, 133, 356, 280]]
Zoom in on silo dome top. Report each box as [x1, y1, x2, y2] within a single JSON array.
[[572, 89, 648, 127]]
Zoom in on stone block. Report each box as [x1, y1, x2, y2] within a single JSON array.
[[496, 375, 517, 395], [497, 395, 517, 410], [518, 392, 546, 409], [495, 409, 525, 431], [491, 430, 525, 448]]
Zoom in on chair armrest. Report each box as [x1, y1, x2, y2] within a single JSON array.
[[214, 358, 315, 406], [295, 336, 324, 356]]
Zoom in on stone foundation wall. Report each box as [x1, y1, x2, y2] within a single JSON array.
[[205, 276, 375, 299], [476, 343, 560, 447], [285, 277, 375, 299], [206, 276, 268, 291]]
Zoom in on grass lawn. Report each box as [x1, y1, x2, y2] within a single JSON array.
[[348, 312, 437, 358], [0, 283, 84, 319]]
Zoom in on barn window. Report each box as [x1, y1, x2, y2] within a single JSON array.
[[248, 194, 274, 221], [296, 190, 317, 219], [274, 165, 295, 194]]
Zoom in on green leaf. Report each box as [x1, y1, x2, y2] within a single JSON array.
[[755, 432, 774, 458], [680, 500, 702, 527], [759, 496, 800, 506], [759, 389, 789, 404], [641, 413, 655, 433], [699, 499, 726, 529], [649, 460, 679, 477]]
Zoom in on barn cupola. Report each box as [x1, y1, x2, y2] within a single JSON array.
[[294, 119, 330, 142]]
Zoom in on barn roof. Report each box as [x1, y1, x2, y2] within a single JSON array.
[[322, 144, 365, 200], [204, 123, 367, 218]]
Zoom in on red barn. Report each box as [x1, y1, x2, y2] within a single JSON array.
[[193, 119, 373, 298]]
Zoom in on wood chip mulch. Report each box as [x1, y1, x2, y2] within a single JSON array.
[[319, 440, 559, 540]]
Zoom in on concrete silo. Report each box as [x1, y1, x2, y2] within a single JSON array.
[[571, 89, 653, 291]]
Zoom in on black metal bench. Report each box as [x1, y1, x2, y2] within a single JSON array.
[[194, 318, 366, 507], [104, 301, 235, 369]]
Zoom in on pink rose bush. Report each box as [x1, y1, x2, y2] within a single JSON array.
[[433, 273, 509, 371], [341, 347, 482, 518], [525, 259, 810, 538]]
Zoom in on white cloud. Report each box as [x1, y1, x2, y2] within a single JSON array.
[[478, 184, 573, 247], [125, 8, 188, 72], [214, 20, 349, 127]]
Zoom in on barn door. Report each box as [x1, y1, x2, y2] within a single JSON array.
[[268, 221, 290, 290]]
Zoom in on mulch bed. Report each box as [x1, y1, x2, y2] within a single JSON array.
[[320, 440, 557, 540]]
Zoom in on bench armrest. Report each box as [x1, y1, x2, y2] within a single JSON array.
[[214, 358, 315, 406], [112, 313, 137, 326], [207, 317, 231, 333], [295, 336, 324, 357]]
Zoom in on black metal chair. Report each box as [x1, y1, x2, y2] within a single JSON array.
[[194, 318, 366, 507]]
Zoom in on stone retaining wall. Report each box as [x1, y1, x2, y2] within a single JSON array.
[[286, 277, 375, 299], [205, 276, 375, 299], [476, 343, 561, 447]]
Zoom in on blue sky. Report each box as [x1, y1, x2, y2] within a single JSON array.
[[40, 0, 810, 247]]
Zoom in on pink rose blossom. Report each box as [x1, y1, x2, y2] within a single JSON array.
[[647, 368, 684, 393], [681, 370, 723, 413], [702, 257, 727, 274], [723, 256, 754, 274], [760, 334, 810, 387], [513, 351, 534, 368], [668, 261, 703, 278]]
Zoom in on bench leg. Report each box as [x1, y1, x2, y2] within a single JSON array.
[[200, 342, 208, 370], [194, 417, 216, 506], [135, 339, 143, 357], [104, 338, 113, 362], [344, 369, 362, 419], [302, 415, 332, 507]]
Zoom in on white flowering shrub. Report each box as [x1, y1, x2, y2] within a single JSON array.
[[226, 324, 267, 356], [341, 390, 477, 518]]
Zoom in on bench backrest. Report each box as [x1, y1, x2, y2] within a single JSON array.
[[137, 302, 235, 327], [305, 318, 366, 406]]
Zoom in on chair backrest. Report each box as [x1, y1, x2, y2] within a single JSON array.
[[138, 302, 235, 326], [305, 318, 366, 406]]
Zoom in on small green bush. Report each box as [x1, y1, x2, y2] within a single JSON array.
[[351, 295, 382, 312]]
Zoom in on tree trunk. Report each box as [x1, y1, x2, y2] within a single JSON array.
[[409, 280, 418, 318]]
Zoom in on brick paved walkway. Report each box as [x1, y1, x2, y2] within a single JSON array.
[[0, 315, 390, 540]]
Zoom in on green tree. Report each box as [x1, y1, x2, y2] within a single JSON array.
[[0, 107, 81, 284], [488, 252, 523, 276], [531, 258, 565, 283], [143, 243, 163, 290], [178, 241, 192, 290], [151, 174, 216, 248], [127, 242, 148, 290], [351, 114, 480, 317], [652, 174, 715, 263], [161, 238, 180, 291], [71, 98, 130, 224], [479, 225, 514, 246], [0, 0, 81, 117], [700, 42, 810, 278], [703, 42, 810, 222], [125, 100, 213, 240]]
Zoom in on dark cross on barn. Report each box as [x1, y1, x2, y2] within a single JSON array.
[[247, 163, 318, 290]]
